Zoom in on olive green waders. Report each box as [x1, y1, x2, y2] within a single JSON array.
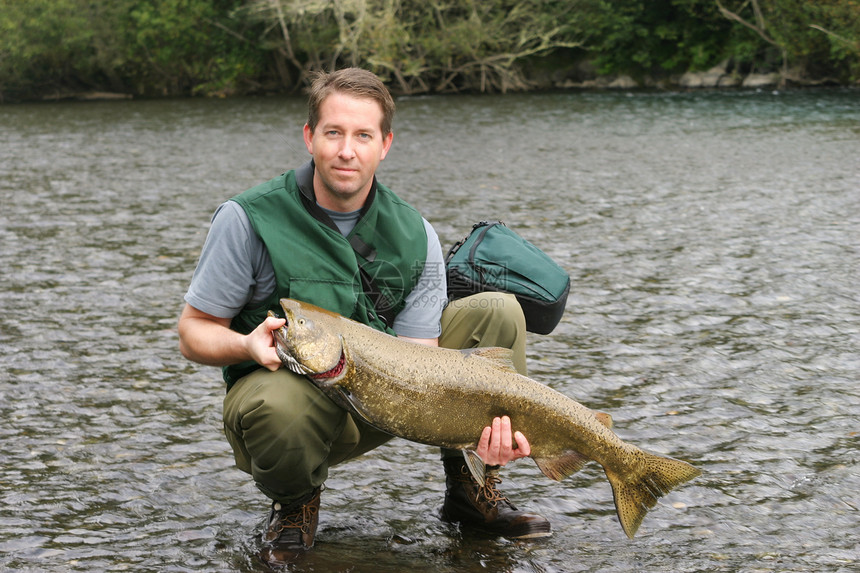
[[222, 292, 527, 505]]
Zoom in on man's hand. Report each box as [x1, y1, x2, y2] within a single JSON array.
[[178, 303, 285, 370], [247, 314, 287, 371], [476, 416, 531, 466]]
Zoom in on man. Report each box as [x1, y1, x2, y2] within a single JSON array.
[[178, 68, 550, 566]]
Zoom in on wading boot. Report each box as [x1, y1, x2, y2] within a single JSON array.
[[441, 458, 551, 539], [259, 487, 321, 567]]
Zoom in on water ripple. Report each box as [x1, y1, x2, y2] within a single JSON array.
[[2, 89, 859, 572]]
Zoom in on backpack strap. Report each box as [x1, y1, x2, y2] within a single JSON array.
[[295, 162, 396, 327]]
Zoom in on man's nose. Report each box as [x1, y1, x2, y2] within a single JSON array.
[[338, 138, 356, 159]]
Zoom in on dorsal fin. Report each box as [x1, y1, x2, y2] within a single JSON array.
[[593, 410, 613, 428], [462, 347, 518, 373]]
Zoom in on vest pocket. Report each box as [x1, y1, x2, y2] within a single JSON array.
[[288, 278, 359, 317]]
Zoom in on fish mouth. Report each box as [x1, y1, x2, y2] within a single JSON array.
[[275, 342, 315, 376], [270, 310, 345, 379], [269, 311, 313, 376], [275, 342, 346, 380]]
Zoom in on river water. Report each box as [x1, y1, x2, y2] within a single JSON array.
[[1, 88, 858, 572]]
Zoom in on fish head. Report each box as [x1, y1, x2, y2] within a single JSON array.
[[271, 299, 346, 383]]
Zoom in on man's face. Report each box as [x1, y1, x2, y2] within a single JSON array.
[[303, 92, 393, 212]]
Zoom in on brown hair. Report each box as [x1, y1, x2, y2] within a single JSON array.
[[306, 68, 396, 136]]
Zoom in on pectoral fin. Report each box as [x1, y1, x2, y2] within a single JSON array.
[[331, 386, 393, 437], [326, 385, 360, 415]]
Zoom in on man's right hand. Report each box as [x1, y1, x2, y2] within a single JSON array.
[[247, 314, 287, 371], [178, 303, 285, 370]]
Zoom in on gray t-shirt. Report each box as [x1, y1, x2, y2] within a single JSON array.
[[184, 200, 447, 339]]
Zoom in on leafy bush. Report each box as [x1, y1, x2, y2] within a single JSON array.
[[0, 0, 264, 100], [245, 0, 582, 93], [1, 0, 857, 101]]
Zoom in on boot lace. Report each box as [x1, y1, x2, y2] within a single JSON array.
[[478, 471, 509, 506], [270, 489, 321, 538], [456, 465, 509, 507], [273, 503, 318, 535]]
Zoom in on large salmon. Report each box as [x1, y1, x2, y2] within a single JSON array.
[[271, 298, 700, 538]]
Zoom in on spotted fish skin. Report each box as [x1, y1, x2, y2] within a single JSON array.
[[271, 298, 701, 538]]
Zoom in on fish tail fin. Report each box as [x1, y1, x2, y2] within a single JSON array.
[[605, 453, 701, 539]]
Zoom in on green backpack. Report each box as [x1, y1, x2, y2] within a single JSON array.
[[445, 221, 570, 334]]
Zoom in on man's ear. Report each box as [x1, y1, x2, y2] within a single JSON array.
[[303, 123, 314, 154], [380, 131, 393, 160]]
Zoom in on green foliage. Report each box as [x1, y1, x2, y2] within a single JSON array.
[[714, 0, 860, 81], [0, 0, 100, 98], [815, 0, 860, 80], [125, 0, 263, 96], [0, 0, 265, 100], [575, 0, 735, 77], [1, 0, 858, 100], [245, 0, 582, 93]]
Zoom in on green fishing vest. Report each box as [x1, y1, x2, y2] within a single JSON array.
[[222, 163, 427, 388]]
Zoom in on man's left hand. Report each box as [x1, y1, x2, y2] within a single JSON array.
[[476, 416, 531, 466]]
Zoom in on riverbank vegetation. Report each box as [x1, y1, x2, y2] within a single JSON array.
[[1, 0, 858, 101]]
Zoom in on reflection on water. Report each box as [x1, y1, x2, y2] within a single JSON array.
[[1, 89, 859, 572]]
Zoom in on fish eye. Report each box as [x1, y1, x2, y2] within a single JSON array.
[[298, 318, 305, 326]]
